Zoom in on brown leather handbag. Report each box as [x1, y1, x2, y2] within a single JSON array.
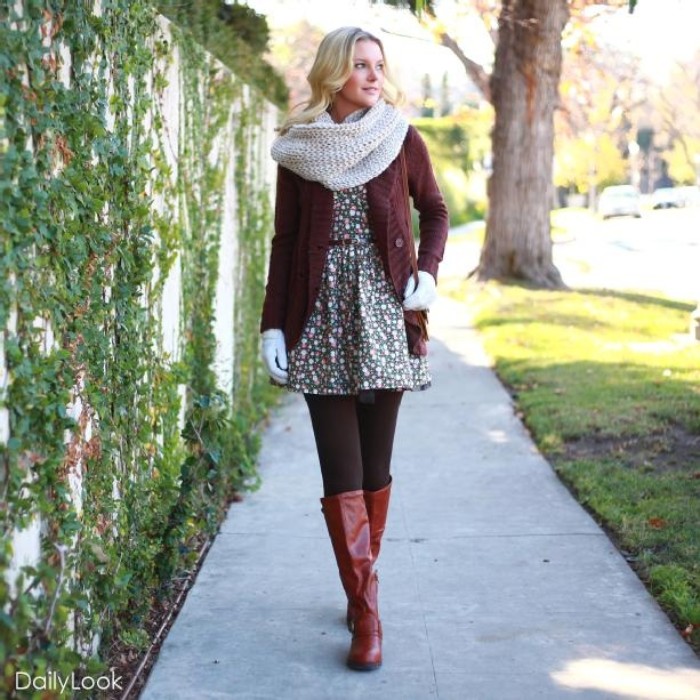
[[400, 148, 429, 348]]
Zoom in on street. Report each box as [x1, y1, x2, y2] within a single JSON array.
[[443, 208, 700, 303], [555, 207, 700, 302]]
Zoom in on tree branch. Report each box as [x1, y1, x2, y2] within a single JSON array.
[[379, 0, 494, 101], [437, 31, 492, 102]]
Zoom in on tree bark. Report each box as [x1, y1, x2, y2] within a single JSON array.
[[474, 0, 568, 288]]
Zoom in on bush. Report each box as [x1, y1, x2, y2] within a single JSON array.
[[413, 112, 491, 227]]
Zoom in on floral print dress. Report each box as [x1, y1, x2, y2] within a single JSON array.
[[287, 185, 430, 395]]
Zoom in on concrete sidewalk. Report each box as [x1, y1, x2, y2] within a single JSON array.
[[142, 295, 700, 700]]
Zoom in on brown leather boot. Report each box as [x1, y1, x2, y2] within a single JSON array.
[[321, 490, 382, 671], [346, 477, 392, 632]]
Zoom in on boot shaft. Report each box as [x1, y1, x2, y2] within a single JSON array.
[[363, 477, 392, 562], [320, 490, 376, 614]]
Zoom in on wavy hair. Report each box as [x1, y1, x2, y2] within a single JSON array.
[[279, 26, 404, 134]]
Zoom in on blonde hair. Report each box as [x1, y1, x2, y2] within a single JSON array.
[[280, 26, 404, 134]]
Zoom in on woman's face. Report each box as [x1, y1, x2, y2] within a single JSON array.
[[332, 39, 385, 121]]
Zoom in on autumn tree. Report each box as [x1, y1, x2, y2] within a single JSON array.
[[555, 37, 644, 200], [478, 0, 569, 287], [263, 19, 325, 110], [378, 0, 634, 288], [653, 49, 700, 184]]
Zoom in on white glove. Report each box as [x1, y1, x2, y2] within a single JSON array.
[[403, 271, 437, 311], [261, 329, 288, 385]]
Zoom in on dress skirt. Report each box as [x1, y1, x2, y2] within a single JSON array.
[[286, 185, 430, 395]]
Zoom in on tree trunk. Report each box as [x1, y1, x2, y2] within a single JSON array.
[[475, 0, 568, 288]]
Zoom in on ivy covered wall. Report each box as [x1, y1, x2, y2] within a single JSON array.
[[0, 1, 280, 694]]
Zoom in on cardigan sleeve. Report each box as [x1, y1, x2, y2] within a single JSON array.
[[260, 165, 300, 333], [404, 125, 448, 281]]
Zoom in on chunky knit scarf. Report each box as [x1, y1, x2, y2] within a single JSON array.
[[270, 99, 408, 191]]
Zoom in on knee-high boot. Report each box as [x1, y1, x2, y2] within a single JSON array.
[[321, 490, 382, 671], [346, 477, 392, 631]]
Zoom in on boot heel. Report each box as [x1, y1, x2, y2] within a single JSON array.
[[347, 614, 382, 671]]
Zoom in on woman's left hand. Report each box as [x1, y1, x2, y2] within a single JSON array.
[[403, 270, 437, 311]]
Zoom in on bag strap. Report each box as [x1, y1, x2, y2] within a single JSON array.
[[400, 147, 419, 287]]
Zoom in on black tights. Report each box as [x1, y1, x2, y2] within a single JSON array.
[[304, 391, 404, 497]]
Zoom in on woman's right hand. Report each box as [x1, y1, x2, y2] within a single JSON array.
[[261, 329, 289, 385]]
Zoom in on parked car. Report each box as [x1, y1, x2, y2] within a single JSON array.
[[651, 185, 700, 209], [675, 185, 700, 208], [598, 185, 642, 219], [651, 187, 681, 209]]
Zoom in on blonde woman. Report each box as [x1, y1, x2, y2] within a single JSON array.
[[260, 26, 448, 671]]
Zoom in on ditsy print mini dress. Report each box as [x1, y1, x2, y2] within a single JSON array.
[[287, 184, 430, 395]]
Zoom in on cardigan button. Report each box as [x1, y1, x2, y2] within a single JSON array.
[[394, 237, 404, 248]]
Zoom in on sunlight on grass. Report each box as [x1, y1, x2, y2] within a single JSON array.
[[550, 206, 597, 241], [448, 207, 595, 246], [464, 283, 700, 439]]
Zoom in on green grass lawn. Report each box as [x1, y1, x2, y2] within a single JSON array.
[[451, 207, 598, 245], [454, 281, 700, 651]]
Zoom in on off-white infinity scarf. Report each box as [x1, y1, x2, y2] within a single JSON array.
[[270, 99, 408, 191]]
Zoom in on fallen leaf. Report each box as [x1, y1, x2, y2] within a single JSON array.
[[648, 517, 667, 529]]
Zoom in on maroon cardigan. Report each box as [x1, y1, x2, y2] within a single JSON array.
[[260, 125, 448, 355]]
